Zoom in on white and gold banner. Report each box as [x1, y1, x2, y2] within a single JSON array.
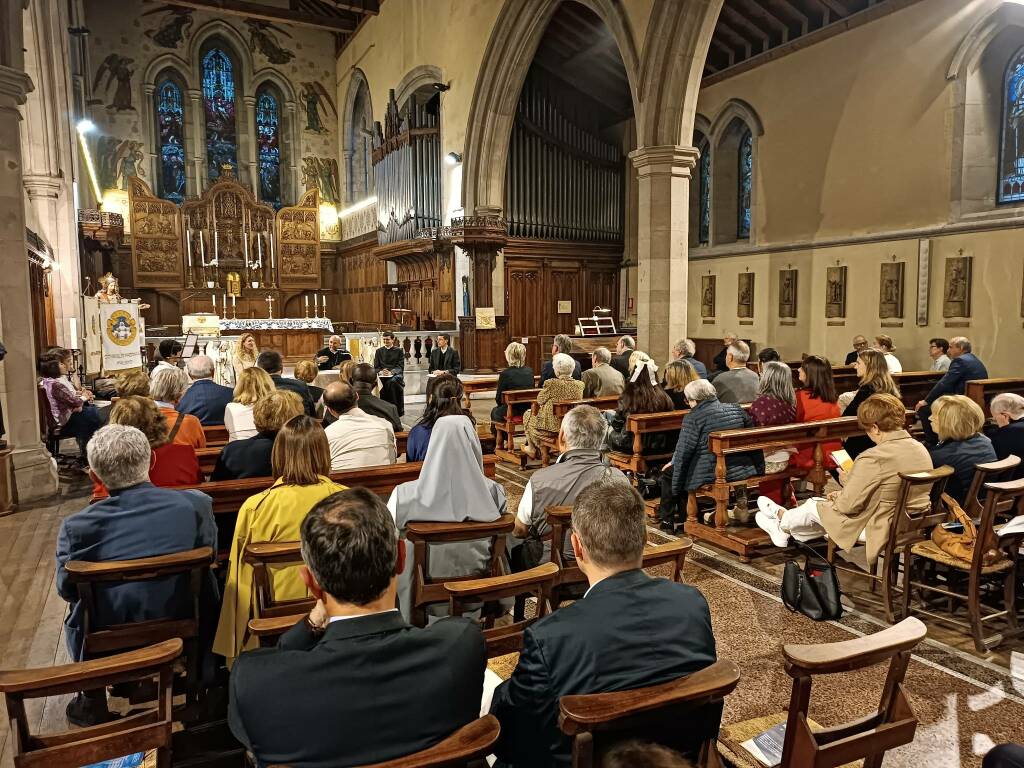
[[100, 302, 143, 373]]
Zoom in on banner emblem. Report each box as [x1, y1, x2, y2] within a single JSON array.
[[105, 309, 138, 347]]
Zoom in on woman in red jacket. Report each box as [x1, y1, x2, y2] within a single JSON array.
[[790, 355, 841, 473], [91, 395, 202, 498]]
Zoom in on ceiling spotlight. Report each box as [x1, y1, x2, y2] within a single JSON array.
[[445, 152, 462, 166], [76, 118, 96, 134]]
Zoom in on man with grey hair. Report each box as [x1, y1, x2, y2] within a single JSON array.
[[712, 339, 759, 404], [672, 338, 708, 379], [316, 334, 352, 370], [916, 335, 988, 444], [991, 393, 1024, 479], [540, 333, 582, 383], [582, 347, 625, 398], [177, 353, 234, 425], [611, 335, 636, 378], [56, 425, 216, 725], [511, 404, 628, 571], [491, 479, 717, 767]]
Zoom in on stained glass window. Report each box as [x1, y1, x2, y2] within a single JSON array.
[[999, 46, 1024, 205], [256, 86, 282, 209], [737, 129, 753, 239], [202, 47, 237, 181], [699, 138, 711, 245], [155, 76, 186, 204]]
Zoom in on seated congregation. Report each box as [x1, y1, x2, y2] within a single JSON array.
[[19, 331, 1024, 767]]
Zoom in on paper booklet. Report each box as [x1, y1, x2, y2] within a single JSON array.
[[741, 722, 787, 767], [998, 514, 1024, 538]]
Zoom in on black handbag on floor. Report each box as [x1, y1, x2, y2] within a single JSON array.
[[781, 544, 843, 621]]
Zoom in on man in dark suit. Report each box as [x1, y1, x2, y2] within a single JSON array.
[[257, 350, 316, 416], [326, 362, 404, 432], [316, 335, 352, 370], [491, 480, 718, 767], [374, 331, 406, 416], [177, 354, 234, 425], [428, 333, 461, 376], [229, 488, 486, 766], [540, 334, 583, 384], [844, 335, 869, 365], [915, 336, 988, 443], [56, 425, 217, 725], [609, 335, 635, 379]]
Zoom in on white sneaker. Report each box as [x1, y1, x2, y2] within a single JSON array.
[[757, 495, 786, 518], [755, 508, 791, 548]]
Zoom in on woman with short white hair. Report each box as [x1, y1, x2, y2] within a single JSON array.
[[150, 367, 206, 448], [521, 352, 584, 459], [990, 392, 1024, 478]]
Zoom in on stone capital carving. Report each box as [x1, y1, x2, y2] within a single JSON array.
[[0, 65, 33, 105], [22, 174, 62, 200], [628, 144, 699, 179]]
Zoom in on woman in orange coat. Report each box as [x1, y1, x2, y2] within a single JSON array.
[[790, 355, 841, 472]]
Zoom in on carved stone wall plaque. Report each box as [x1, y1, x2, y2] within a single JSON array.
[[779, 269, 797, 318], [943, 255, 972, 318], [825, 265, 847, 318], [701, 275, 716, 319], [737, 272, 754, 318], [879, 261, 905, 319]]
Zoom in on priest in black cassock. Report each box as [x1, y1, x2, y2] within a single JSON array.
[[316, 335, 352, 370], [373, 331, 406, 416]]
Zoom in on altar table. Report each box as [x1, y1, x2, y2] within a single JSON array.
[[220, 318, 333, 364]]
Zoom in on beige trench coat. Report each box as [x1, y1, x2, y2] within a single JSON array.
[[816, 430, 933, 564]]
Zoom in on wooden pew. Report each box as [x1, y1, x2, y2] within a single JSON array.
[[607, 409, 690, 477], [892, 371, 945, 409], [535, 395, 621, 465], [459, 374, 541, 409], [687, 414, 910, 561], [203, 424, 228, 446], [494, 388, 543, 467], [965, 377, 1024, 418]]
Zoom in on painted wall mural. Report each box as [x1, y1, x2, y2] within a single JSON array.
[[143, 6, 194, 48], [92, 54, 135, 111], [246, 20, 295, 64], [301, 81, 336, 134], [302, 156, 340, 205]]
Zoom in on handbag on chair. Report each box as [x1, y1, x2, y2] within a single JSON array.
[[782, 543, 844, 621], [930, 493, 1003, 567]]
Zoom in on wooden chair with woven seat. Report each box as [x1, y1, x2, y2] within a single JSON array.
[[443, 562, 559, 658], [824, 466, 954, 623], [905, 477, 1024, 652], [547, 505, 693, 607], [0, 638, 182, 768], [405, 514, 515, 627], [718, 617, 927, 768], [356, 715, 500, 768], [961, 455, 1022, 520], [63, 547, 214, 711], [558, 659, 741, 768]]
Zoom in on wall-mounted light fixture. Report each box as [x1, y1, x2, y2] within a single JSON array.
[[445, 152, 462, 166]]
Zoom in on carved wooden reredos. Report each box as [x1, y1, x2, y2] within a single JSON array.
[[127, 166, 321, 293]]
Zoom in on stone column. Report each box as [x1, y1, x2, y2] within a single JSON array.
[[188, 89, 204, 191], [243, 94, 257, 195], [0, 65, 60, 501], [629, 145, 699, 360]]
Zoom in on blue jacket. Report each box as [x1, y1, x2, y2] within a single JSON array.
[[490, 569, 717, 767], [929, 434, 997, 505], [670, 399, 762, 495], [689, 358, 709, 379], [406, 423, 432, 462], [924, 353, 988, 405], [177, 378, 235, 425], [55, 483, 217, 660]]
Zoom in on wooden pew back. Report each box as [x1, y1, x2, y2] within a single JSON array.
[[242, 541, 313, 620], [965, 377, 1024, 418]]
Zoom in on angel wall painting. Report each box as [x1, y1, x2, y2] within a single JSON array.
[[301, 82, 337, 134], [302, 156, 340, 205], [245, 20, 295, 64], [93, 55, 135, 111], [96, 137, 145, 191], [142, 6, 194, 48]]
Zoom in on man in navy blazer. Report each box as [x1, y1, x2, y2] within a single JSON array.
[[916, 336, 988, 443], [490, 480, 718, 767], [229, 488, 486, 767], [257, 349, 316, 417], [177, 354, 234, 425], [540, 334, 582, 384], [56, 425, 217, 725]]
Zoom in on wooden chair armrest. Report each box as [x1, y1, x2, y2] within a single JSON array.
[[405, 513, 515, 539], [243, 541, 302, 561], [0, 639, 182, 695], [545, 505, 573, 521], [358, 715, 500, 768], [248, 615, 304, 638], [65, 547, 214, 580], [558, 660, 740, 734], [443, 562, 559, 598], [783, 617, 926, 673]]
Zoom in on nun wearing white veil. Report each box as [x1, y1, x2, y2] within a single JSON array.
[[387, 415, 507, 622]]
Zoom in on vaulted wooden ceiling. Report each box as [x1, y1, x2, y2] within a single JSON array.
[[160, 0, 379, 39], [703, 0, 898, 79]]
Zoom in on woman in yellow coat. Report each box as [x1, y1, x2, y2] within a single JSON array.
[[213, 415, 345, 664], [522, 353, 585, 458]]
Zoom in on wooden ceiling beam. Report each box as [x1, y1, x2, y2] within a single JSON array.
[[324, 0, 379, 13], [817, 0, 851, 17], [715, 19, 755, 59], [718, 4, 770, 52], [760, 0, 809, 34], [727, 0, 789, 39], [161, 0, 358, 31], [710, 36, 737, 67]]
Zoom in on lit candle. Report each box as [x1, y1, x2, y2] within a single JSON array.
[[199, 231, 206, 266], [231, 295, 236, 309], [269, 236, 275, 270], [321, 294, 327, 313], [257, 233, 263, 266], [212, 293, 217, 314], [304, 295, 309, 314], [223, 293, 227, 312], [186, 229, 193, 267], [243, 229, 250, 265]]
